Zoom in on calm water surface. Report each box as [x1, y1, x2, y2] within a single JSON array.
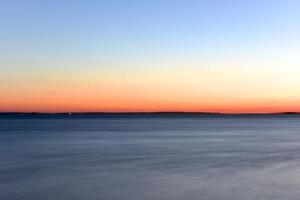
[[1, 117, 300, 200]]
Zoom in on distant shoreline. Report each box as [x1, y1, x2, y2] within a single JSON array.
[[0, 112, 299, 118]]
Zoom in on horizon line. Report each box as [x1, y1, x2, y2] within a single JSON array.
[[0, 111, 299, 115]]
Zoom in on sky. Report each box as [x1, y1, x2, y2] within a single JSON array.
[[1, 0, 300, 113]]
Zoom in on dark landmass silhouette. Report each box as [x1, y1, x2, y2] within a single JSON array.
[[0, 112, 299, 118]]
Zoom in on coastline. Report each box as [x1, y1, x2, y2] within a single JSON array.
[[0, 112, 299, 119]]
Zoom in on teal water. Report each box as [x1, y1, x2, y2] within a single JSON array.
[[1, 117, 300, 200]]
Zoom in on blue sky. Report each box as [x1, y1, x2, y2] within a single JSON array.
[[2, 0, 299, 61]]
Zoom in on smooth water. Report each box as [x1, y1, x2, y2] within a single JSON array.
[[1, 117, 300, 200]]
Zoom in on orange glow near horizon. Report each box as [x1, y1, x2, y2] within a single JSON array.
[[1, 64, 300, 113], [1, 98, 299, 113]]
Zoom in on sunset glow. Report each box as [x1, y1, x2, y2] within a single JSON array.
[[1, 1, 300, 113]]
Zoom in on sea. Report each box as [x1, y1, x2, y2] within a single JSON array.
[[1, 116, 300, 200]]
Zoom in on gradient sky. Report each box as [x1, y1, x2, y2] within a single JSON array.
[[1, 0, 300, 113]]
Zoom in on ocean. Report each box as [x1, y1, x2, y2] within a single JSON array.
[[1, 116, 300, 200]]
